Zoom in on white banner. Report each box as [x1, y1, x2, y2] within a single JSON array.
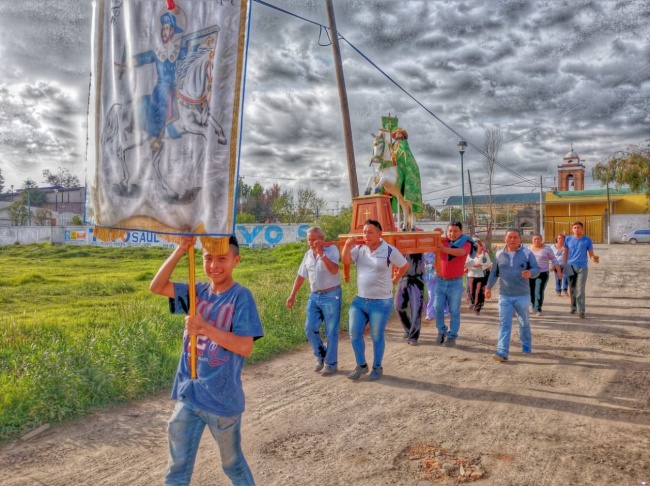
[[87, 0, 250, 239]]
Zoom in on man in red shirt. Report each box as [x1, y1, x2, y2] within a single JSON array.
[[434, 221, 474, 347]]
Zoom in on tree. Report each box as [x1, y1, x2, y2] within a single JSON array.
[[70, 215, 84, 225], [42, 168, 80, 188], [272, 190, 295, 223], [33, 207, 52, 226], [319, 206, 353, 241], [484, 127, 502, 248], [8, 202, 28, 226], [592, 146, 650, 200], [20, 182, 47, 207], [0, 167, 4, 193], [420, 203, 438, 220], [296, 187, 326, 222]]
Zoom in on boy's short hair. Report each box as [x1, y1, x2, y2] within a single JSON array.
[[449, 220, 463, 230], [229, 235, 240, 256], [572, 221, 583, 227], [364, 219, 382, 231]]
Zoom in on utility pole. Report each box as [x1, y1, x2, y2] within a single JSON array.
[[324, 0, 358, 198]]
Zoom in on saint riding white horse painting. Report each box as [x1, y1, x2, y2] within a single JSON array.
[[101, 9, 226, 205], [364, 129, 423, 230]]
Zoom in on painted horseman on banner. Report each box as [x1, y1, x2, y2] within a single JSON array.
[[103, 4, 226, 203], [364, 115, 423, 230]]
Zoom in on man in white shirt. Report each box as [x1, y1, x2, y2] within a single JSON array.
[[286, 227, 342, 376], [341, 220, 409, 381]]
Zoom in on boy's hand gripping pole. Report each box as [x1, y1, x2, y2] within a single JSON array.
[[188, 246, 198, 379]]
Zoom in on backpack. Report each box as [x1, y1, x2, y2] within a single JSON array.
[[448, 235, 477, 260]]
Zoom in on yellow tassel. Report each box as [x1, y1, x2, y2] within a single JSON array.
[[94, 218, 230, 255], [93, 226, 127, 242], [200, 236, 229, 255]]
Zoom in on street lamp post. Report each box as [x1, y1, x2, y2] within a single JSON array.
[[28, 190, 32, 226], [457, 140, 468, 221], [10, 185, 14, 202]]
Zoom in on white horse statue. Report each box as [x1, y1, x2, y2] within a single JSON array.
[[364, 131, 416, 230], [101, 47, 226, 204]]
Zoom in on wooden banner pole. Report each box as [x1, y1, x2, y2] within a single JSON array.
[[188, 246, 198, 379]]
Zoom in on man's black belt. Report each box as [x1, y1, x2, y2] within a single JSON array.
[[438, 276, 462, 281], [314, 285, 341, 294]]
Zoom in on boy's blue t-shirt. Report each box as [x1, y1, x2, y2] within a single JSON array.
[[564, 235, 593, 268], [169, 282, 264, 416]]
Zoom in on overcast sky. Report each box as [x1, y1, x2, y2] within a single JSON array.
[[1, 0, 649, 213]]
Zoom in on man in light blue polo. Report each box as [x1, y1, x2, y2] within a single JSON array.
[[563, 221, 600, 319], [486, 228, 540, 362], [286, 226, 342, 376]]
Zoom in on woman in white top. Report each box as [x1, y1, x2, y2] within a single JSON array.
[[465, 239, 492, 315]]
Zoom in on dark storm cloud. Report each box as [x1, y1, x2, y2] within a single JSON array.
[[2, 0, 650, 209]]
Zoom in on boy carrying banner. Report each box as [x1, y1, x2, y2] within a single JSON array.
[[150, 235, 263, 485]]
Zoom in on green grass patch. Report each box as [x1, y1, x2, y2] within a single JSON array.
[[0, 242, 356, 442]]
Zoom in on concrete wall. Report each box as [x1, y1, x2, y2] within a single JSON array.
[[610, 214, 650, 242], [0, 222, 452, 247]]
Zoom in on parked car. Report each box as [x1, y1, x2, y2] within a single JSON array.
[[621, 229, 650, 244]]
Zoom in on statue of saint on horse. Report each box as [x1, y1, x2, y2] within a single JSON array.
[[364, 123, 423, 231]]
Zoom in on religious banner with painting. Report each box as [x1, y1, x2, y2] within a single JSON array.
[[86, 0, 250, 250]]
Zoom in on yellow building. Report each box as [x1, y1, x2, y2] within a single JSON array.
[[544, 188, 647, 242]]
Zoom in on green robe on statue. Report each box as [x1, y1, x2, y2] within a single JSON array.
[[391, 139, 423, 214]]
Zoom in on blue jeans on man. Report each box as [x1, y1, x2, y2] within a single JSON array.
[[166, 401, 254, 485], [496, 295, 532, 359], [348, 296, 394, 368], [434, 277, 463, 339], [305, 287, 342, 366], [568, 265, 589, 314]]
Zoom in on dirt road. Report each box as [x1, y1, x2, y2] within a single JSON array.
[[2, 244, 649, 486]]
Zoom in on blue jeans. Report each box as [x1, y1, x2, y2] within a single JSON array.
[[568, 265, 589, 314], [554, 270, 568, 293], [529, 271, 550, 312], [348, 296, 394, 368], [166, 401, 255, 486], [305, 287, 342, 366], [434, 277, 463, 339], [496, 295, 532, 358]]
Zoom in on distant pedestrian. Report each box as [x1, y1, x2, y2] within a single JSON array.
[[423, 252, 449, 320], [394, 253, 425, 346], [551, 234, 569, 296], [528, 234, 562, 316], [465, 239, 492, 315], [286, 226, 342, 376], [563, 222, 600, 319], [486, 228, 540, 362]]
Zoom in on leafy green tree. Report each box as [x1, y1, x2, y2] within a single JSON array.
[[70, 215, 84, 225], [20, 184, 46, 207], [236, 213, 256, 224], [592, 147, 650, 199], [0, 167, 4, 193], [8, 202, 28, 226], [295, 187, 326, 222], [42, 168, 80, 188], [272, 190, 295, 223], [319, 206, 353, 241]]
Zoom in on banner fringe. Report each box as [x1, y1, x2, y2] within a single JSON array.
[[94, 218, 230, 255]]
